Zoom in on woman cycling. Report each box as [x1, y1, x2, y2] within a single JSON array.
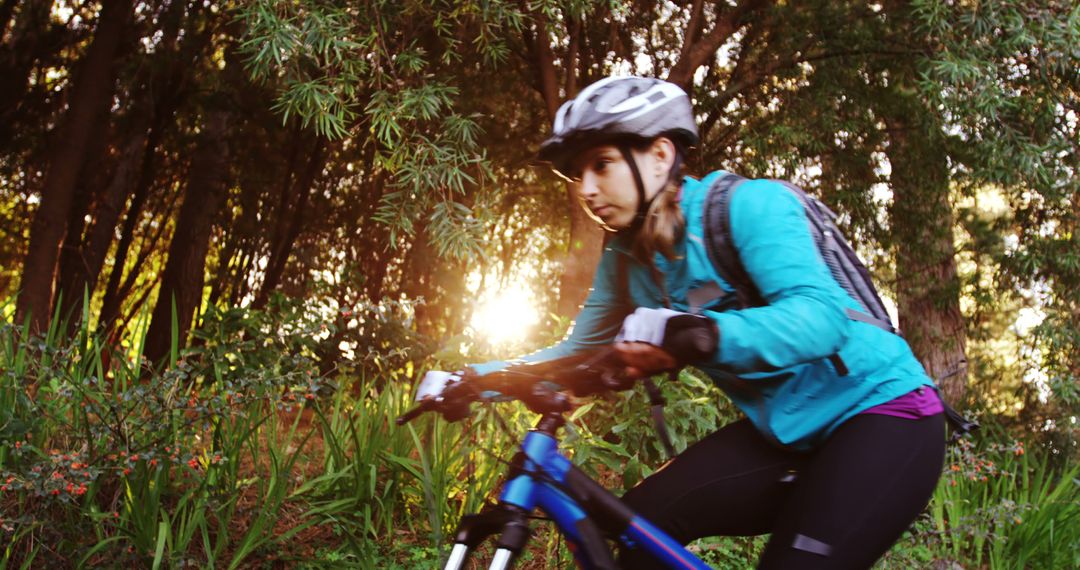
[[465, 76, 946, 569]]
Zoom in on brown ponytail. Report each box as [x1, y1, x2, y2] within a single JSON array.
[[633, 165, 685, 264]]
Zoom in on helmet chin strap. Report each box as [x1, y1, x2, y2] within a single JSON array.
[[617, 145, 649, 234], [617, 144, 682, 235]]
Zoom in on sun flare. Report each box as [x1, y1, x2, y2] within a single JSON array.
[[470, 287, 540, 345]]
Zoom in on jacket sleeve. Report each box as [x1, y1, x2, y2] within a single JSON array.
[[706, 179, 850, 373], [469, 246, 629, 376]]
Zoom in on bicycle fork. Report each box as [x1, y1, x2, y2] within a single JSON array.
[[443, 504, 531, 570]]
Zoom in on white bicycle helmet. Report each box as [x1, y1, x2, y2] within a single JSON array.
[[539, 76, 699, 176]]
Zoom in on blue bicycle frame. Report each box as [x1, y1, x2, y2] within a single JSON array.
[[443, 414, 711, 570]]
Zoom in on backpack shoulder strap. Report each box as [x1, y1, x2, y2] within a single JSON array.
[[773, 181, 897, 334], [702, 173, 765, 308]]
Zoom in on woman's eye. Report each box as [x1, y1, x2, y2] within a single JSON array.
[[593, 158, 610, 171]]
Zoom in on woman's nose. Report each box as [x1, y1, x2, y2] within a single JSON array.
[[578, 172, 599, 199]]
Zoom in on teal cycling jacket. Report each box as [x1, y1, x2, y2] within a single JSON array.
[[474, 171, 936, 450]]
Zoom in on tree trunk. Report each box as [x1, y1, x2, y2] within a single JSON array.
[[399, 223, 437, 337], [355, 184, 392, 302], [99, 44, 201, 327], [886, 116, 968, 402], [98, 139, 156, 328], [255, 138, 326, 308], [879, 0, 968, 403], [61, 128, 150, 325], [144, 109, 230, 365], [352, 146, 392, 301], [15, 0, 132, 332], [54, 105, 116, 325], [57, 0, 195, 326]]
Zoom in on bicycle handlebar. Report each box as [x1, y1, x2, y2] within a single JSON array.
[[395, 350, 612, 426], [396, 327, 714, 425]]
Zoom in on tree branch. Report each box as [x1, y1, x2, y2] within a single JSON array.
[[565, 12, 580, 97], [518, 0, 560, 121], [676, 0, 706, 66], [667, 0, 769, 88]]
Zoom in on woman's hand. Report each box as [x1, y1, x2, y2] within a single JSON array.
[[614, 341, 677, 378], [615, 307, 719, 369]]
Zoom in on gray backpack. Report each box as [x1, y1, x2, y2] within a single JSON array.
[[702, 173, 896, 334]]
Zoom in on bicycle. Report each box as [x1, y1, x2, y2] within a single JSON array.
[[397, 344, 714, 570]]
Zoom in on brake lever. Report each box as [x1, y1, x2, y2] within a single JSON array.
[[599, 368, 636, 392], [560, 347, 632, 396], [396, 400, 433, 425], [397, 373, 480, 425]]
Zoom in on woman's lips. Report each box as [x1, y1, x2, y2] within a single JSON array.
[[591, 205, 610, 217]]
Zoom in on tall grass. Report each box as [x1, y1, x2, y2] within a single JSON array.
[[0, 301, 328, 567], [0, 299, 530, 567], [927, 432, 1080, 569], [306, 371, 535, 549]]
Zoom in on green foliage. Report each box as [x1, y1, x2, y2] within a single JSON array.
[[566, 369, 737, 492], [4, 302, 1080, 567], [913, 431, 1080, 569], [0, 303, 324, 567], [914, 0, 1080, 442], [240, 0, 367, 139], [0, 299, 550, 565], [188, 298, 325, 383], [237, 0, 507, 261], [686, 535, 768, 569]]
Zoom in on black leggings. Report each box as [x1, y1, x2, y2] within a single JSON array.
[[620, 413, 945, 569]]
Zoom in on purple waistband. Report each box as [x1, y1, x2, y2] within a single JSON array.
[[860, 386, 944, 420]]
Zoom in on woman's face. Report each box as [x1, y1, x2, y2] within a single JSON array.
[[568, 139, 675, 231]]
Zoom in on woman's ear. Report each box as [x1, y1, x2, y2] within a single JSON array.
[[650, 137, 677, 177]]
